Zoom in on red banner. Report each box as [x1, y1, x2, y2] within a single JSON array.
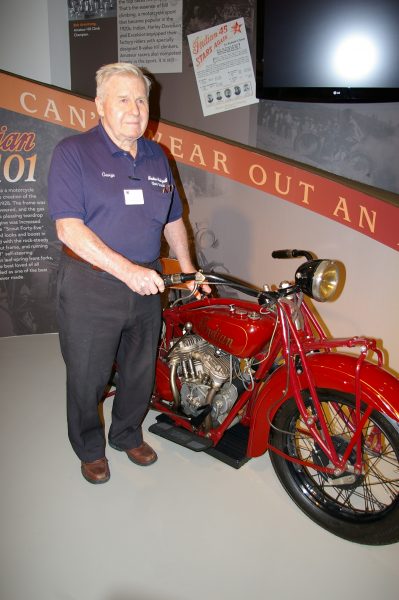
[[1, 71, 397, 252]]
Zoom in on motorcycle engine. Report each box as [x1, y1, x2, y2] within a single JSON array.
[[167, 333, 241, 427]]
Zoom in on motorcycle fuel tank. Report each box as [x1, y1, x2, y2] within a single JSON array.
[[174, 300, 276, 358]]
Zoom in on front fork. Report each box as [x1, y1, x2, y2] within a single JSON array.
[[277, 299, 384, 476]]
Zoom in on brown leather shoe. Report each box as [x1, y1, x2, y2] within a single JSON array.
[[109, 441, 158, 466], [81, 457, 110, 484]]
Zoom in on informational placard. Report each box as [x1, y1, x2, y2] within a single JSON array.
[[0, 151, 47, 281], [187, 17, 259, 117], [68, 0, 183, 96], [0, 112, 60, 336], [0, 72, 97, 336], [118, 0, 182, 73]]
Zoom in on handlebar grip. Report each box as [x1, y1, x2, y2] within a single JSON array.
[[272, 249, 297, 259], [162, 272, 197, 287], [272, 249, 314, 260]]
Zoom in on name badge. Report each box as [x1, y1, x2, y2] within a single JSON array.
[[124, 189, 144, 205]]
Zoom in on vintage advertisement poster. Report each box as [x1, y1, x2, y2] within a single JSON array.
[[187, 17, 258, 116]]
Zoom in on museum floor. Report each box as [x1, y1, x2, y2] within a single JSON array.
[[0, 333, 398, 600]]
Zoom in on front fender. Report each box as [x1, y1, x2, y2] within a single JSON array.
[[247, 353, 399, 458]]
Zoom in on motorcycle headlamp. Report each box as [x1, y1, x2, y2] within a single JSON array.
[[295, 259, 343, 302]]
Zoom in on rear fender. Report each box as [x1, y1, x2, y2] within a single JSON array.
[[247, 353, 399, 458]]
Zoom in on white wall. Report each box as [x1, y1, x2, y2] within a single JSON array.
[[0, 0, 52, 84], [0, 0, 69, 89], [47, 0, 71, 89]]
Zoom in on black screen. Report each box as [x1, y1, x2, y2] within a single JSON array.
[[256, 0, 399, 102]]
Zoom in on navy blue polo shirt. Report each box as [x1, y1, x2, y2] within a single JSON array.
[[48, 122, 183, 263]]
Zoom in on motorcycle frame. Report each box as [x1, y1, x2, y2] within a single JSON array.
[[260, 297, 382, 474], [152, 291, 399, 475]]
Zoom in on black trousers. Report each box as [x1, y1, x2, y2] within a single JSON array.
[[56, 254, 161, 462]]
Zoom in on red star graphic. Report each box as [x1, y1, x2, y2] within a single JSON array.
[[231, 21, 242, 34]]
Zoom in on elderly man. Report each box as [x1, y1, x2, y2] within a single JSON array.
[[48, 62, 207, 484]]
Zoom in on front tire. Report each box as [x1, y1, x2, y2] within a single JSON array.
[[269, 390, 399, 545]]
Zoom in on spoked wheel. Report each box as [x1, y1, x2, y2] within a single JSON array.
[[269, 390, 399, 545]]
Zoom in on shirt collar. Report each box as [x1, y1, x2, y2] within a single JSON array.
[[97, 121, 154, 159]]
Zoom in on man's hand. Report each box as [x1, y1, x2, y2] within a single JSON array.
[[185, 274, 212, 296], [127, 265, 165, 295]]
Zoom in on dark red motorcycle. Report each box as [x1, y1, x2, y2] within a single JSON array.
[[148, 250, 399, 545]]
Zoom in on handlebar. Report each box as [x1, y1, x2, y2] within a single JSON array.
[[161, 272, 198, 287], [161, 270, 263, 299], [271, 249, 314, 261], [161, 249, 317, 304]]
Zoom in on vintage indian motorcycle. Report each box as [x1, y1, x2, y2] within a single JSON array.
[[132, 249, 399, 545]]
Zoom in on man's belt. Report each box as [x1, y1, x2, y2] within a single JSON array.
[[62, 245, 103, 271], [62, 245, 159, 272]]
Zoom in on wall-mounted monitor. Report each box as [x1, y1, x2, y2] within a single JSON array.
[[256, 0, 399, 102]]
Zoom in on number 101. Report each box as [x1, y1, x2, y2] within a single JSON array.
[[0, 154, 37, 182]]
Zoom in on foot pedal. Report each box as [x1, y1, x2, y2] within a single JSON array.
[[205, 423, 251, 469], [149, 414, 214, 452]]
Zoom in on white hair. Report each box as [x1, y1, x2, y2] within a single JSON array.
[[96, 62, 151, 98]]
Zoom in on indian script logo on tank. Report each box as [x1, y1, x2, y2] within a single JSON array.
[[198, 317, 233, 349]]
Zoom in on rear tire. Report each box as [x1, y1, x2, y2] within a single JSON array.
[[269, 390, 399, 545]]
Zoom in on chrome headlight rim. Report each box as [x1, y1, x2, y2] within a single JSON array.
[[295, 259, 342, 302]]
